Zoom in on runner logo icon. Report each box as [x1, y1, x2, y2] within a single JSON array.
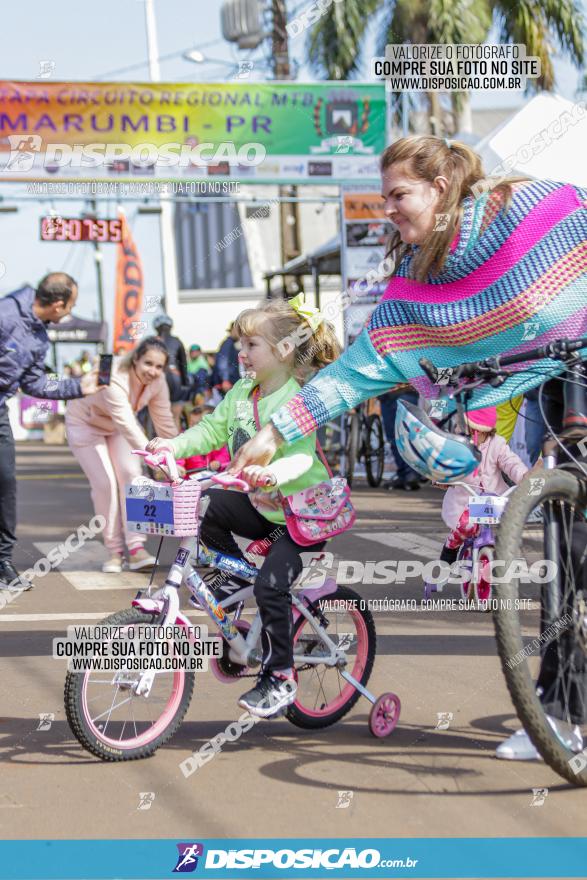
[[173, 843, 204, 872]]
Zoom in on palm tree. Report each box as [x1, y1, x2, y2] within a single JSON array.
[[306, 0, 584, 135]]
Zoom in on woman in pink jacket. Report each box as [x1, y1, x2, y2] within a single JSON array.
[[66, 337, 177, 573], [439, 406, 529, 565]]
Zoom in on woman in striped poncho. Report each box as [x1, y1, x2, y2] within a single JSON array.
[[231, 135, 587, 759], [235, 136, 586, 444]]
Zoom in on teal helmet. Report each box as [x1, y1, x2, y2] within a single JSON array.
[[395, 400, 481, 484]]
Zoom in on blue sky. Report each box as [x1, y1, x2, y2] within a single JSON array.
[[0, 0, 585, 362]]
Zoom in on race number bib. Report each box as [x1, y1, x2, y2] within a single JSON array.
[[468, 494, 508, 525]]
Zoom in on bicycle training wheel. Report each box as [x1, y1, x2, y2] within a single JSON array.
[[286, 585, 376, 729], [365, 413, 385, 487], [64, 607, 195, 761], [493, 468, 587, 785]]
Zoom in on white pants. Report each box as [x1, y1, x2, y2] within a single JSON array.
[[67, 422, 145, 554]]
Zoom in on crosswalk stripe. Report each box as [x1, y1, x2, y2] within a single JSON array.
[[355, 531, 443, 558], [18, 474, 85, 480], [33, 542, 153, 591], [0, 610, 252, 623]]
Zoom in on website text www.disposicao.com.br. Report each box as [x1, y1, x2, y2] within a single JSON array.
[[201, 847, 418, 870]]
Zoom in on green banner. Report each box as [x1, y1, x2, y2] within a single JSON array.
[[0, 81, 386, 182]]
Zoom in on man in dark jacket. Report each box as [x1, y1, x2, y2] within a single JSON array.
[[153, 313, 189, 429], [0, 273, 99, 591], [212, 322, 240, 395]]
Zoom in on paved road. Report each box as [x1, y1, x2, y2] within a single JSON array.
[[1, 442, 585, 851]]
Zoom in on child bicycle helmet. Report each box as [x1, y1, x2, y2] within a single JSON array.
[[395, 400, 481, 484]]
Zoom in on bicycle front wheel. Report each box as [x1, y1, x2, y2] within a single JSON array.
[[365, 413, 385, 487], [64, 607, 195, 761], [286, 585, 376, 729], [493, 468, 587, 785]]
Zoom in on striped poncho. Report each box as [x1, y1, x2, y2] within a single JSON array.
[[272, 178, 587, 443]]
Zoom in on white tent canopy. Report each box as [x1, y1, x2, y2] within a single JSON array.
[[475, 93, 587, 189]]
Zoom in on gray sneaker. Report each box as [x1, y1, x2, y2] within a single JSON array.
[[238, 671, 297, 718], [0, 561, 32, 592]]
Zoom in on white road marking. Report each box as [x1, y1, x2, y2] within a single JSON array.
[[355, 531, 443, 559], [33, 542, 155, 591], [51, 571, 150, 591], [0, 613, 123, 623], [0, 610, 255, 623]]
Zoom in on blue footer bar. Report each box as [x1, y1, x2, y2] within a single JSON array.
[[0, 838, 585, 879]]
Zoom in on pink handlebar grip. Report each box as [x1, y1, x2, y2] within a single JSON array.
[[211, 473, 251, 492], [132, 448, 180, 482]]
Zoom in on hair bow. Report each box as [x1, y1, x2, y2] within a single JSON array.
[[288, 293, 323, 331]]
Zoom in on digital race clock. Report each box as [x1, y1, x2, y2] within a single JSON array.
[[40, 217, 123, 242]]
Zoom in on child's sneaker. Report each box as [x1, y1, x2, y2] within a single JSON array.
[[439, 544, 459, 565], [238, 671, 297, 718], [128, 548, 156, 571], [102, 553, 123, 574]]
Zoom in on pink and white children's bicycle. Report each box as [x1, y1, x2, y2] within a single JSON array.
[[423, 483, 516, 607], [64, 450, 401, 761]]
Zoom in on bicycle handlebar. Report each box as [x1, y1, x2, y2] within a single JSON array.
[[133, 449, 181, 484], [419, 336, 587, 386], [448, 481, 518, 497], [132, 449, 276, 492]]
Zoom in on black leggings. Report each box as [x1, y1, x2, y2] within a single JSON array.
[[200, 489, 325, 672]]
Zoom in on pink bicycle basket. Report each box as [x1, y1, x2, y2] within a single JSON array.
[[169, 479, 203, 536], [125, 478, 202, 537]]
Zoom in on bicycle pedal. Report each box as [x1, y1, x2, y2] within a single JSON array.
[[267, 708, 287, 719]]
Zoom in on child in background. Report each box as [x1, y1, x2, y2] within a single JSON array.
[[439, 406, 529, 566], [146, 298, 340, 717], [177, 406, 230, 474]]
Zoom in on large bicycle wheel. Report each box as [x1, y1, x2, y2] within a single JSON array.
[[64, 607, 195, 761], [344, 412, 360, 488], [493, 468, 587, 785], [364, 413, 385, 487], [286, 585, 376, 729]]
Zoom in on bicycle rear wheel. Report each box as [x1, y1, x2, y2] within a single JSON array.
[[365, 413, 385, 487], [493, 468, 587, 785], [64, 607, 195, 761], [286, 585, 376, 729], [344, 412, 360, 488]]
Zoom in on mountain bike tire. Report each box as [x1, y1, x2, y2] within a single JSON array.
[[493, 468, 587, 786]]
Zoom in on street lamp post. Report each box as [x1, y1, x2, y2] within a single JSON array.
[[271, 0, 301, 294], [143, 0, 179, 315]]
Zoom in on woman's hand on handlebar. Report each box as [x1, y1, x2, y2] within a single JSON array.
[[145, 436, 175, 455]]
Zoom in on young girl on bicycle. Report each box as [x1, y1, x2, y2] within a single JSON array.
[[438, 406, 529, 568], [147, 298, 340, 717]]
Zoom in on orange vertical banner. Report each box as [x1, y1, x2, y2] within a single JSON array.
[[113, 211, 143, 353]]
